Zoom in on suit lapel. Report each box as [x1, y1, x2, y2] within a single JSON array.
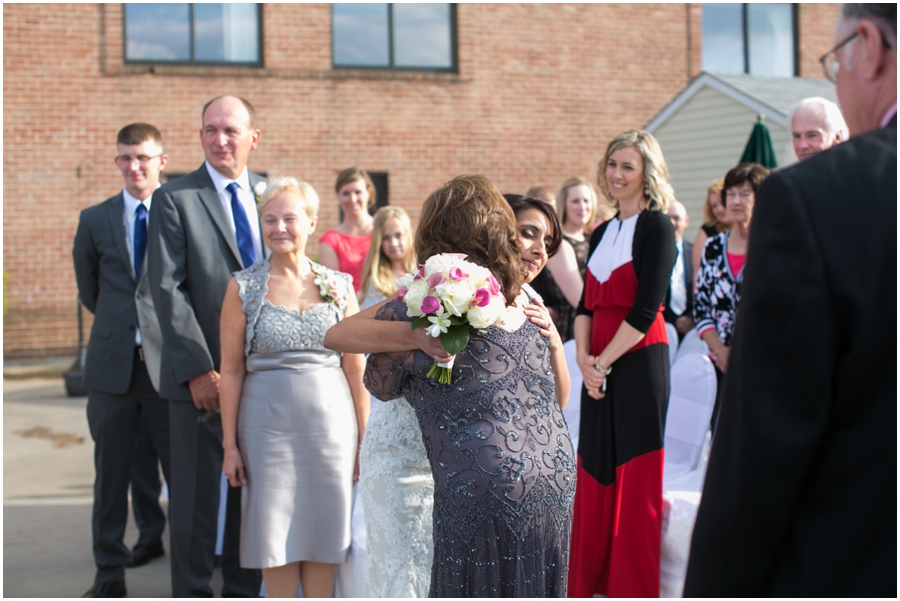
[[104, 193, 135, 281], [193, 166, 244, 267]]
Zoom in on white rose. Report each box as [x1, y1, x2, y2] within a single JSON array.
[[403, 279, 430, 317], [436, 280, 476, 316], [253, 181, 267, 198], [467, 296, 506, 329], [423, 254, 454, 278]]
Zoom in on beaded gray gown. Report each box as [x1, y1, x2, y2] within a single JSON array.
[[365, 298, 576, 597], [235, 259, 358, 569]]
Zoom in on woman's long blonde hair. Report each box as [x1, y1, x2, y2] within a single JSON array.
[[358, 206, 416, 300]]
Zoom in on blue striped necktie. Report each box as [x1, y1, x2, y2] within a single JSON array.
[[226, 182, 257, 268]]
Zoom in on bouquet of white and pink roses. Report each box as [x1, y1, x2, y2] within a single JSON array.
[[397, 253, 508, 384]]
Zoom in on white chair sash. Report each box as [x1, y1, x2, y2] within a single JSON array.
[[562, 339, 581, 454], [665, 321, 679, 367]]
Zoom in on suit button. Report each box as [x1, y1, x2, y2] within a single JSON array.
[[136, 293, 142, 299], [129, 325, 136, 331]]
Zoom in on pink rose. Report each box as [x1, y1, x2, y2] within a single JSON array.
[[473, 288, 491, 307], [487, 274, 500, 295], [427, 272, 445, 288], [397, 286, 408, 301], [449, 266, 469, 281], [420, 296, 441, 314]]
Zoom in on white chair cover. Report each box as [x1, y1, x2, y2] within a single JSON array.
[[674, 326, 710, 363], [659, 355, 716, 597], [663, 353, 716, 483], [665, 322, 679, 367], [562, 339, 581, 454]]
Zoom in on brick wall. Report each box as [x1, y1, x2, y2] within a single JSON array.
[[2, 3, 838, 358], [797, 3, 841, 78]]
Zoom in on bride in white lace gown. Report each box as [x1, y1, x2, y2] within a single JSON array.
[[356, 208, 432, 597]]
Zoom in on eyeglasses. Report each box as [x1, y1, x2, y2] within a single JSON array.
[[819, 32, 859, 83], [115, 153, 162, 167], [820, 27, 895, 83]]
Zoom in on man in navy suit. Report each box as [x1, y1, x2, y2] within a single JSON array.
[[73, 123, 173, 598], [685, 4, 896, 596], [663, 200, 693, 341]]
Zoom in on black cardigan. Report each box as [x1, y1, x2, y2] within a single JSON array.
[[576, 209, 676, 333]]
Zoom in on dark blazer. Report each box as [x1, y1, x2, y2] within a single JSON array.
[[72, 192, 164, 393], [684, 118, 897, 597], [147, 164, 267, 402], [663, 238, 693, 324]]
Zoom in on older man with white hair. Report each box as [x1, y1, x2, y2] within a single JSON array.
[[788, 96, 848, 160], [686, 3, 896, 596]]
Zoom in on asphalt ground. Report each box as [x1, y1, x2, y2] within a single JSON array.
[[3, 377, 225, 598]]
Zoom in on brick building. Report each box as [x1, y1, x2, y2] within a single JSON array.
[[2, 3, 839, 358]]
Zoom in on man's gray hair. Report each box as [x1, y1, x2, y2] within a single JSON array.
[[788, 97, 849, 140], [840, 4, 896, 46]]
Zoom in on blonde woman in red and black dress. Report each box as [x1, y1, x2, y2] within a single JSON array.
[[568, 130, 676, 598]]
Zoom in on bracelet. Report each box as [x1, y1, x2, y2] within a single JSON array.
[[593, 357, 612, 376]]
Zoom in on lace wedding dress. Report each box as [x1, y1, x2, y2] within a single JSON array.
[[357, 286, 434, 597]]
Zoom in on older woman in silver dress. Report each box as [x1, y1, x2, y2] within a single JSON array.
[[219, 177, 369, 597]]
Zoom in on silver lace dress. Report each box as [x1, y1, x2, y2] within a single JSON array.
[[365, 298, 576, 597], [235, 259, 358, 569]]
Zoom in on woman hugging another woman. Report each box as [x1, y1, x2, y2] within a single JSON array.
[[326, 175, 575, 597]]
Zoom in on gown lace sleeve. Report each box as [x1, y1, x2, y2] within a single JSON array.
[[363, 299, 417, 401]]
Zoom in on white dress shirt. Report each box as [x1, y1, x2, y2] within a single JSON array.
[[122, 186, 154, 345], [204, 161, 263, 265], [670, 237, 687, 316]]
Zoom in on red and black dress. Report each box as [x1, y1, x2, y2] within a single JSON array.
[[567, 209, 675, 598]]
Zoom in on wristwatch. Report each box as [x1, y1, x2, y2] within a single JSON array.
[[593, 357, 612, 376]]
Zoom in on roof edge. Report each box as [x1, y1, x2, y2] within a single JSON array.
[[645, 72, 788, 133]]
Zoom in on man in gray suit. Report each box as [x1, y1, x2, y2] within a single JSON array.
[[148, 96, 264, 597], [73, 123, 173, 598]]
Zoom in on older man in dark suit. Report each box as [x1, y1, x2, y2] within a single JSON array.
[[663, 199, 694, 341], [684, 4, 897, 596], [73, 123, 173, 598], [147, 96, 264, 597]]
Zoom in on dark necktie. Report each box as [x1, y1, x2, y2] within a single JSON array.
[[134, 203, 148, 280], [226, 182, 256, 268]]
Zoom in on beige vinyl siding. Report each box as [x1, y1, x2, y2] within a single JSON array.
[[652, 86, 792, 243]]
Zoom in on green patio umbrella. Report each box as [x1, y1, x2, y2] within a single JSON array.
[[740, 115, 778, 169]]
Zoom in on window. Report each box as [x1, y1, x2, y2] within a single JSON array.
[[124, 4, 261, 65], [702, 4, 796, 77], [332, 4, 456, 71]]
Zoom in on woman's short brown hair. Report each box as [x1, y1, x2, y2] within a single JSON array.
[[334, 166, 376, 210], [721, 163, 770, 207], [415, 175, 523, 304]]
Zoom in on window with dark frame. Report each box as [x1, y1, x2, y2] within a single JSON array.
[[702, 3, 797, 77], [124, 3, 262, 66], [332, 4, 456, 71]]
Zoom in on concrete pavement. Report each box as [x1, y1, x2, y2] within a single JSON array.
[[2, 377, 224, 597]]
